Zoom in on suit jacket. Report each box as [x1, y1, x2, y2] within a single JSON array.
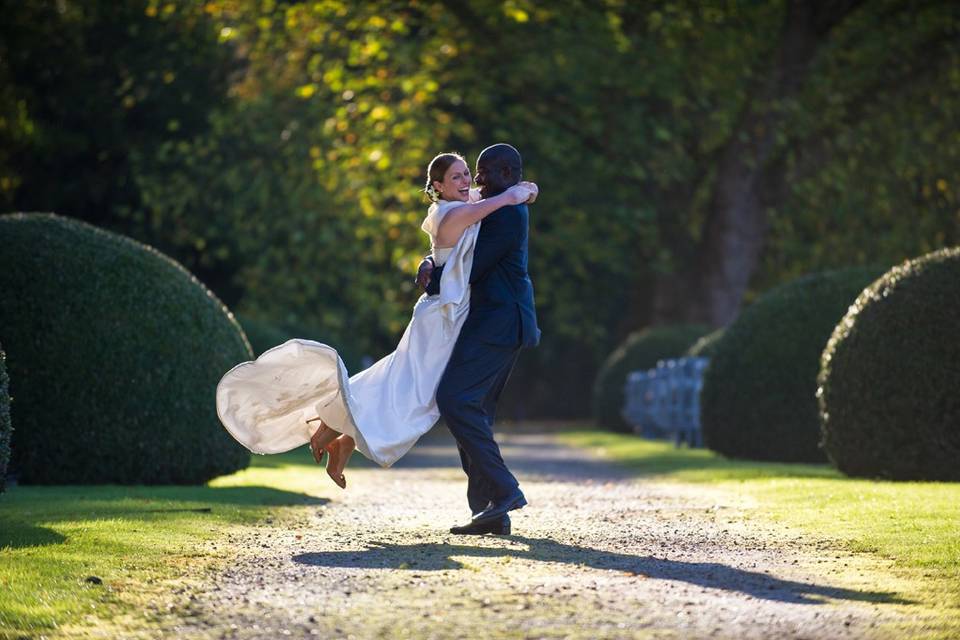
[[426, 202, 540, 348]]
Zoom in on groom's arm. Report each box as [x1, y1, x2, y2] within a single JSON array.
[[468, 205, 524, 284], [425, 262, 444, 296], [422, 204, 524, 294]]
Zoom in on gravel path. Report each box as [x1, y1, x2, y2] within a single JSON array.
[[167, 429, 920, 639]]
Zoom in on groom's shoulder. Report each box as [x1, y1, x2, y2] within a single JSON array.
[[487, 203, 528, 223]]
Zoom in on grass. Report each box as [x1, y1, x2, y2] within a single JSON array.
[[0, 446, 329, 639], [560, 430, 960, 633]]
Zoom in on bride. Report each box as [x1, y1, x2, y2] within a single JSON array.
[[216, 152, 537, 488]]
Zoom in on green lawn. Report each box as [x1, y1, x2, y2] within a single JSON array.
[[560, 430, 960, 628], [0, 447, 327, 639]]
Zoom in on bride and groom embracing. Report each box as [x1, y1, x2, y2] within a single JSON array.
[[216, 143, 540, 535]]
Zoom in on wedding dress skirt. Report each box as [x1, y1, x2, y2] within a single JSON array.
[[216, 202, 477, 467]]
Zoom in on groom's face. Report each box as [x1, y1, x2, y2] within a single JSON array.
[[475, 159, 510, 199]]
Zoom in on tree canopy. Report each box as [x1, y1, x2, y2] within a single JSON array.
[[2, 0, 957, 416]]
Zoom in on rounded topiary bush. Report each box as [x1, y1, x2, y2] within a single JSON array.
[[0, 213, 253, 484], [819, 248, 960, 480], [593, 324, 709, 432], [685, 327, 726, 359], [700, 267, 884, 462], [0, 344, 10, 493]]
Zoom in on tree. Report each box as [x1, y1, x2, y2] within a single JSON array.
[[0, 0, 232, 230], [4, 0, 958, 416]]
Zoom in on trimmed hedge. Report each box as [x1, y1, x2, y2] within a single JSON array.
[[685, 327, 725, 359], [593, 324, 709, 432], [0, 344, 10, 493], [819, 248, 960, 480], [0, 213, 253, 484], [700, 267, 884, 462]]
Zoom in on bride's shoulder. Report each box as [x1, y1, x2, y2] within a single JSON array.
[[421, 199, 465, 236]]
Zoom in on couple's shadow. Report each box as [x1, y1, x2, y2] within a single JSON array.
[[292, 535, 911, 606]]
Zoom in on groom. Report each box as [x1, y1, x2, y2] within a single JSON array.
[[418, 143, 540, 536]]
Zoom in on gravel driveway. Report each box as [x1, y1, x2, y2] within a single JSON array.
[[165, 429, 920, 639]]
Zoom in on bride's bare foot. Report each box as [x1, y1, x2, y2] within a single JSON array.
[[325, 435, 355, 490], [308, 420, 339, 465]]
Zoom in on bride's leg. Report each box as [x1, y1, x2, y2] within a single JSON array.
[[307, 420, 341, 464], [325, 435, 356, 490]]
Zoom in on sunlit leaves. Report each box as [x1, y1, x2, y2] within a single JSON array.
[[4, 0, 958, 413]]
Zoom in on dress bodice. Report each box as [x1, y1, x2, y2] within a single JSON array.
[[432, 246, 455, 267]]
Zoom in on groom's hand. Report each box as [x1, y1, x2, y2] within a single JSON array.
[[415, 257, 434, 290]]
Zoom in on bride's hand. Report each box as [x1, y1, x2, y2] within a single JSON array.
[[505, 184, 535, 205], [519, 181, 538, 204]]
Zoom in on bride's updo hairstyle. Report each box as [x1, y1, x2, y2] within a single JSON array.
[[424, 152, 466, 203]]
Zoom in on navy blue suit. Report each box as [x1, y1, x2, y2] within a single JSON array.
[[427, 202, 540, 514]]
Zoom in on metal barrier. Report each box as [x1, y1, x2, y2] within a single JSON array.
[[621, 357, 709, 447]]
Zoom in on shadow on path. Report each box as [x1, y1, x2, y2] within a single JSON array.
[[394, 428, 627, 481], [292, 536, 912, 606]]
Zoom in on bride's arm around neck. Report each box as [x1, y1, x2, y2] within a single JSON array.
[[434, 182, 538, 247]]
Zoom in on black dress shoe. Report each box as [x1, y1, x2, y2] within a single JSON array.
[[450, 515, 511, 535], [471, 490, 527, 523]]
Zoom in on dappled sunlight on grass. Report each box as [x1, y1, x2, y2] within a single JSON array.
[[561, 430, 839, 481], [560, 429, 960, 618], [0, 452, 333, 636], [745, 477, 960, 575]]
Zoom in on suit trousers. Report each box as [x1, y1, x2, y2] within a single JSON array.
[[436, 333, 521, 514]]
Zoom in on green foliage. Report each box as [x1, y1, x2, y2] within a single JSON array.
[[3, 2, 959, 417], [819, 248, 960, 480], [593, 325, 708, 433], [0, 343, 10, 493], [0, 213, 252, 484], [685, 327, 725, 359], [0, 0, 231, 228], [126, 2, 466, 359], [130, 1, 960, 416], [758, 4, 960, 290], [700, 268, 884, 463]]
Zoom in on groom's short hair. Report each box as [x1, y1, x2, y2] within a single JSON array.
[[478, 143, 522, 176]]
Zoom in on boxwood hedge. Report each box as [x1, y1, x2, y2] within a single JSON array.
[[685, 327, 726, 359], [0, 344, 10, 493], [818, 248, 960, 480], [700, 267, 883, 462], [0, 213, 253, 484]]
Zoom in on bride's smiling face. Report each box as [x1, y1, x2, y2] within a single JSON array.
[[433, 159, 471, 202]]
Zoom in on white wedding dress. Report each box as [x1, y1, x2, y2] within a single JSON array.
[[216, 196, 479, 467]]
